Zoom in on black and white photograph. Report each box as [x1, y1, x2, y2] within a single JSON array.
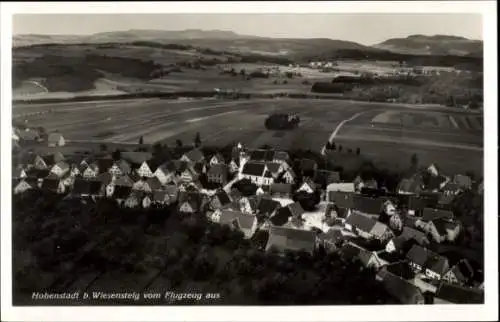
[[1, 2, 498, 322]]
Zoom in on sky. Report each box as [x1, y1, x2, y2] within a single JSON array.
[[13, 13, 483, 45]]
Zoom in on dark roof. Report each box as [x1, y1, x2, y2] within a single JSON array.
[[406, 245, 449, 274], [210, 152, 225, 163], [287, 202, 305, 217], [258, 197, 281, 215], [273, 151, 289, 161], [448, 259, 475, 283], [453, 174, 472, 188], [427, 174, 447, 191], [208, 163, 228, 176], [183, 148, 205, 163], [219, 210, 256, 230], [26, 168, 50, 179], [316, 170, 340, 185], [352, 195, 384, 215], [345, 212, 377, 233], [249, 149, 273, 161], [432, 219, 458, 236], [407, 196, 427, 211], [42, 155, 56, 166], [265, 162, 282, 174], [328, 191, 354, 208], [146, 177, 162, 191], [377, 268, 424, 304], [384, 261, 415, 279], [270, 207, 292, 226], [422, 208, 454, 222], [114, 175, 134, 187], [213, 189, 231, 206], [72, 178, 91, 195], [157, 161, 177, 174], [241, 162, 266, 176], [270, 183, 292, 194], [400, 227, 429, 244], [97, 172, 113, 185], [339, 242, 363, 261], [42, 178, 59, 191], [89, 180, 103, 195], [97, 158, 114, 174], [146, 158, 163, 173], [114, 186, 132, 199], [266, 226, 316, 254], [435, 282, 484, 304], [397, 176, 424, 193]]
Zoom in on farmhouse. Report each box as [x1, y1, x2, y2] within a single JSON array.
[[181, 148, 205, 164], [296, 177, 318, 194], [264, 162, 284, 179], [50, 161, 70, 178], [406, 245, 449, 280], [434, 282, 484, 304], [326, 182, 355, 193], [443, 259, 475, 286], [178, 192, 204, 214], [109, 159, 131, 177], [114, 186, 133, 204], [209, 152, 225, 165], [257, 197, 281, 218], [215, 210, 258, 239], [207, 163, 229, 185], [265, 226, 316, 255], [41, 175, 66, 194], [210, 189, 232, 210], [375, 267, 425, 304], [18, 129, 40, 143], [280, 167, 297, 184], [12, 168, 28, 180], [83, 164, 99, 179], [352, 195, 384, 216], [424, 219, 461, 243], [344, 212, 394, 241], [154, 162, 177, 185], [239, 162, 266, 185], [314, 170, 340, 188], [13, 178, 36, 195], [47, 132, 65, 147], [114, 175, 134, 187], [385, 226, 430, 254], [340, 242, 384, 269]]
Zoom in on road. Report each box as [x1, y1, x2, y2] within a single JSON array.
[[321, 112, 366, 155]]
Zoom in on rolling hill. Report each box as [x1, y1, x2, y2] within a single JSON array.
[[374, 35, 483, 57]]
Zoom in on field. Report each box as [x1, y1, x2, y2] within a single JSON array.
[[13, 97, 484, 176]]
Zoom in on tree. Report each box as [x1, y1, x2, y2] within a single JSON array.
[[139, 136, 144, 145], [338, 145, 343, 152], [325, 142, 332, 150], [240, 69, 246, 76], [194, 132, 202, 148], [331, 142, 336, 151], [175, 139, 183, 149], [99, 143, 107, 152], [293, 191, 320, 211], [356, 148, 361, 155]]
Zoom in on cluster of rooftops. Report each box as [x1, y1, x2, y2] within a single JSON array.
[[12, 142, 483, 304]]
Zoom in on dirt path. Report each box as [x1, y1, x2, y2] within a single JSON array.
[[321, 111, 367, 155]]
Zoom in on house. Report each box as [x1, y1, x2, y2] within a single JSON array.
[[47, 132, 65, 147], [376, 267, 425, 304], [317, 229, 346, 252], [397, 177, 423, 195], [41, 175, 65, 194], [424, 219, 461, 243], [272, 150, 290, 165], [249, 149, 274, 162], [385, 226, 430, 254], [178, 163, 199, 183], [33, 154, 60, 170], [257, 197, 281, 218], [25, 169, 50, 187], [113, 186, 133, 204], [296, 177, 318, 194], [108, 159, 131, 177], [154, 162, 177, 185], [265, 226, 316, 255], [255, 186, 269, 196], [239, 162, 266, 185], [422, 208, 454, 222], [344, 212, 394, 241], [207, 163, 229, 185], [443, 259, 475, 286], [210, 189, 232, 210], [18, 129, 40, 143], [215, 210, 258, 239], [228, 159, 240, 173], [261, 169, 274, 186], [50, 161, 70, 178], [181, 148, 205, 164], [426, 174, 449, 192], [326, 182, 355, 193], [209, 152, 225, 165], [71, 178, 92, 197], [13, 178, 36, 195], [83, 164, 99, 179], [352, 195, 385, 216], [178, 192, 204, 214], [326, 191, 354, 208], [114, 175, 134, 188], [434, 282, 484, 304], [269, 183, 293, 198], [152, 190, 170, 206], [280, 167, 297, 184], [12, 168, 28, 180], [264, 162, 284, 179], [125, 191, 151, 209], [340, 242, 384, 269], [314, 170, 340, 189], [136, 160, 161, 178], [270, 202, 305, 226], [427, 163, 440, 176], [238, 196, 260, 215], [406, 245, 449, 279], [96, 173, 115, 197]]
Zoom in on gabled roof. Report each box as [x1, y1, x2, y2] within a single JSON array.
[[42, 178, 60, 191], [113, 159, 131, 174], [406, 245, 449, 274], [146, 177, 162, 191], [164, 184, 179, 195], [328, 191, 354, 208], [156, 161, 177, 174], [318, 229, 345, 245], [270, 183, 292, 194], [85, 163, 99, 173], [97, 172, 113, 185], [435, 282, 484, 304], [249, 149, 273, 161], [352, 195, 384, 215], [345, 212, 377, 233], [315, 170, 341, 185], [265, 162, 282, 174], [182, 148, 205, 163], [241, 161, 266, 176], [26, 168, 50, 179], [114, 175, 134, 187], [42, 155, 56, 166], [266, 226, 316, 254], [422, 208, 454, 222], [114, 186, 133, 199], [212, 189, 231, 206], [447, 259, 475, 283], [208, 163, 228, 176], [88, 180, 103, 195], [270, 207, 292, 226], [273, 151, 289, 161], [326, 182, 355, 193], [397, 177, 423, 193], [72, 178, 91, 195], [400, 226, 429, 244], [48, 132, 64, 143], [210, 152, 225, 163], [377, 268, 424, 304], [287, 202, 305, 218], [129, 171, 142, 182], [427, 174, 448, 191], [219, 210, 256, 230], [258, 197, 281, 215]]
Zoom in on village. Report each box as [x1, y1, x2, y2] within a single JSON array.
[[12, 126, 484, 305]]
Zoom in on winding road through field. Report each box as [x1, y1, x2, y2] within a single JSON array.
[[321, 111, 367, 155]]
